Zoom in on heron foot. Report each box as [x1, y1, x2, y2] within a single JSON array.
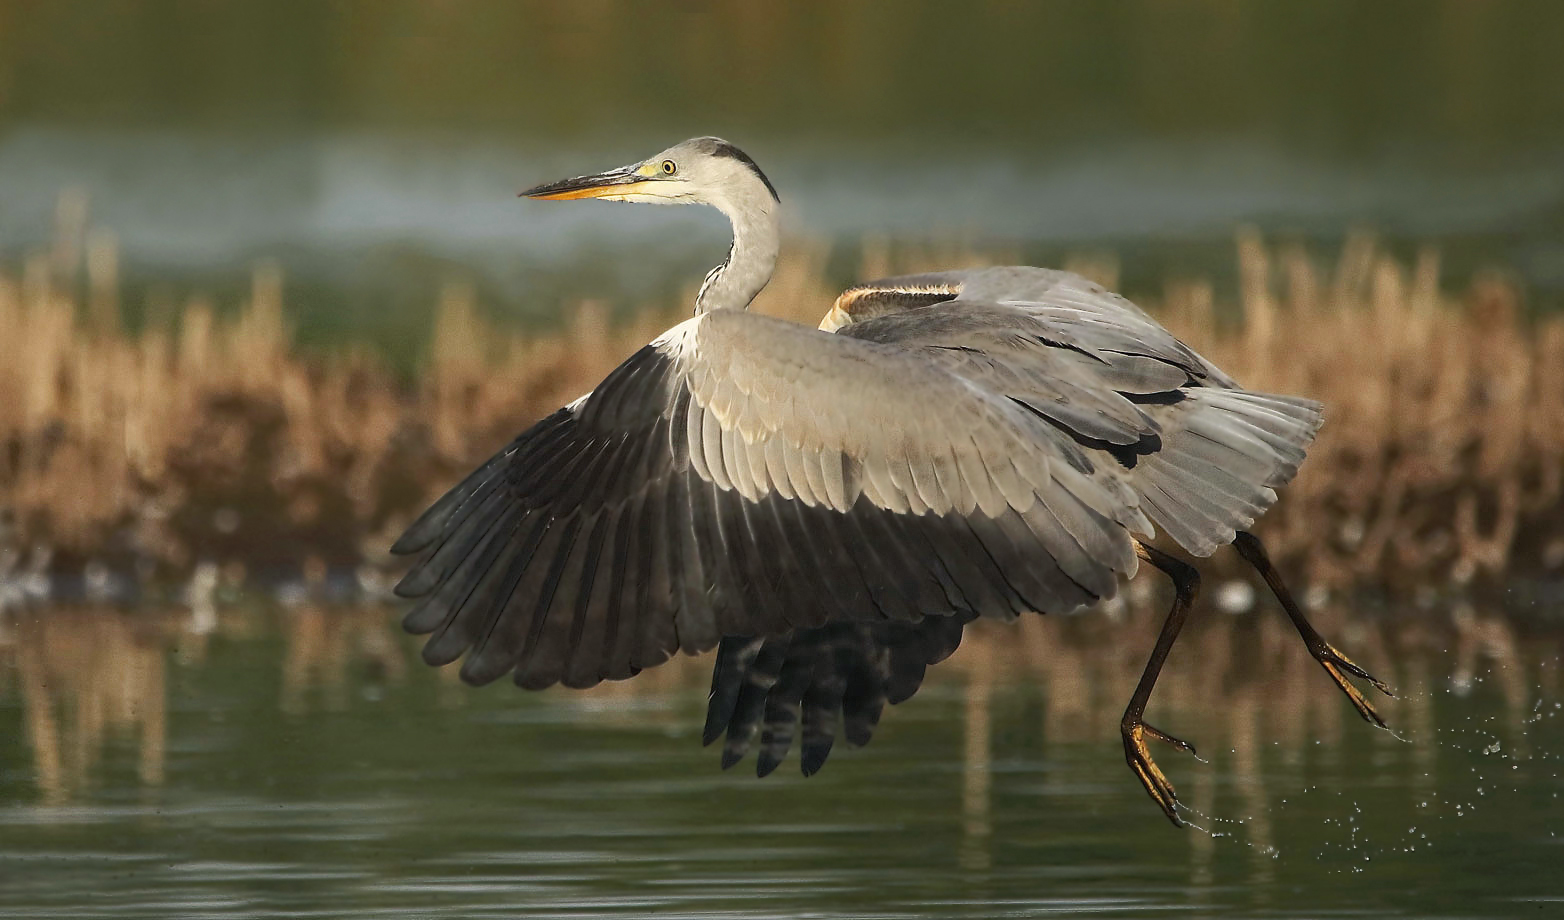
[[1310, 640, 1394, 728], [1122, 718, 1194, 827]]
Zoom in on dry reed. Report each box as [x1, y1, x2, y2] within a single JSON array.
[[2, 210, 1563, 600]]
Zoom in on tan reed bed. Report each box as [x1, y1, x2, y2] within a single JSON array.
[[1189, 231, 1564, 592], [1, 219, 1562, 598]]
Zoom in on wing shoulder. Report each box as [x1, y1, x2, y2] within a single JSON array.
[[818, 270, 967, 331]]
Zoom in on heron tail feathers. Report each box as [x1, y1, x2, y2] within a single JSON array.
[[1133, 389, 1323, 557]]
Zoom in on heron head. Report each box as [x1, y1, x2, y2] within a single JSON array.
[[520, 136, 778, 211]]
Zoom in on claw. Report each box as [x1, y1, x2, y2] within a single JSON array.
[[1123, 720, 1190, 827], [1140, 722, 1198, 757], [1323, 643, 1395, 696], [1311, 640, 1393, 728]]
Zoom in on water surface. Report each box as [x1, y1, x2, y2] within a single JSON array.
[[1, 602, 1560, 918]]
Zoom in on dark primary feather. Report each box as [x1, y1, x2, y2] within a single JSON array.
[[704, 612, 978, 776]]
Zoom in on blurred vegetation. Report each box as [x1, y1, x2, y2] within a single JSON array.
[[4, 0, 1561, 364], [3, 0, 1561, 154], [2, 201, 1563, 599]]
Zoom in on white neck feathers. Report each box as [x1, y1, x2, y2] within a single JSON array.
[[694, 182, 779, 313]]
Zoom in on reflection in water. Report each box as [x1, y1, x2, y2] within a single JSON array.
[[959, 638, 993, 874], [0, 596, 1560, 917], [3, 597, 1558, 804], [279, 604, 406, 716], [6, 609, 169, 803]]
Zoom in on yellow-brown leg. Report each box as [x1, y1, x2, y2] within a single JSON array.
[[1232, 531, 1394, 726], [1123, 542, 1201, 827]]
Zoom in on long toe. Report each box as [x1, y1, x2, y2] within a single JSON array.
[[1122, 721, 1184, 827], [1313, 641, 1393, 728], [1140, 721, 1198, 756], [1320, 643, 1394, 696]]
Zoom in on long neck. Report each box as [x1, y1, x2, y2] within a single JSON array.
[[695, 193, 779, 313]]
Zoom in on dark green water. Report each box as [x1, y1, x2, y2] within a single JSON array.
[[1, 604, 1561, 918], [2, 0, 1563, 361]]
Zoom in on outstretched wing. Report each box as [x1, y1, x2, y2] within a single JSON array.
[[829, 267, 1323, 556], [392, 309, 1149, 691]]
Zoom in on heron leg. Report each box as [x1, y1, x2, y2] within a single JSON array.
[[1232, 531, 1393, 727], [1122, 542, 1201, 828]]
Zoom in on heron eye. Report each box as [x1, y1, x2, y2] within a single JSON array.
[[661, 159, 677, 175]]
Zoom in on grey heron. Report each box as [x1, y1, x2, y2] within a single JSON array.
[[392, 137, 1391, 826]]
